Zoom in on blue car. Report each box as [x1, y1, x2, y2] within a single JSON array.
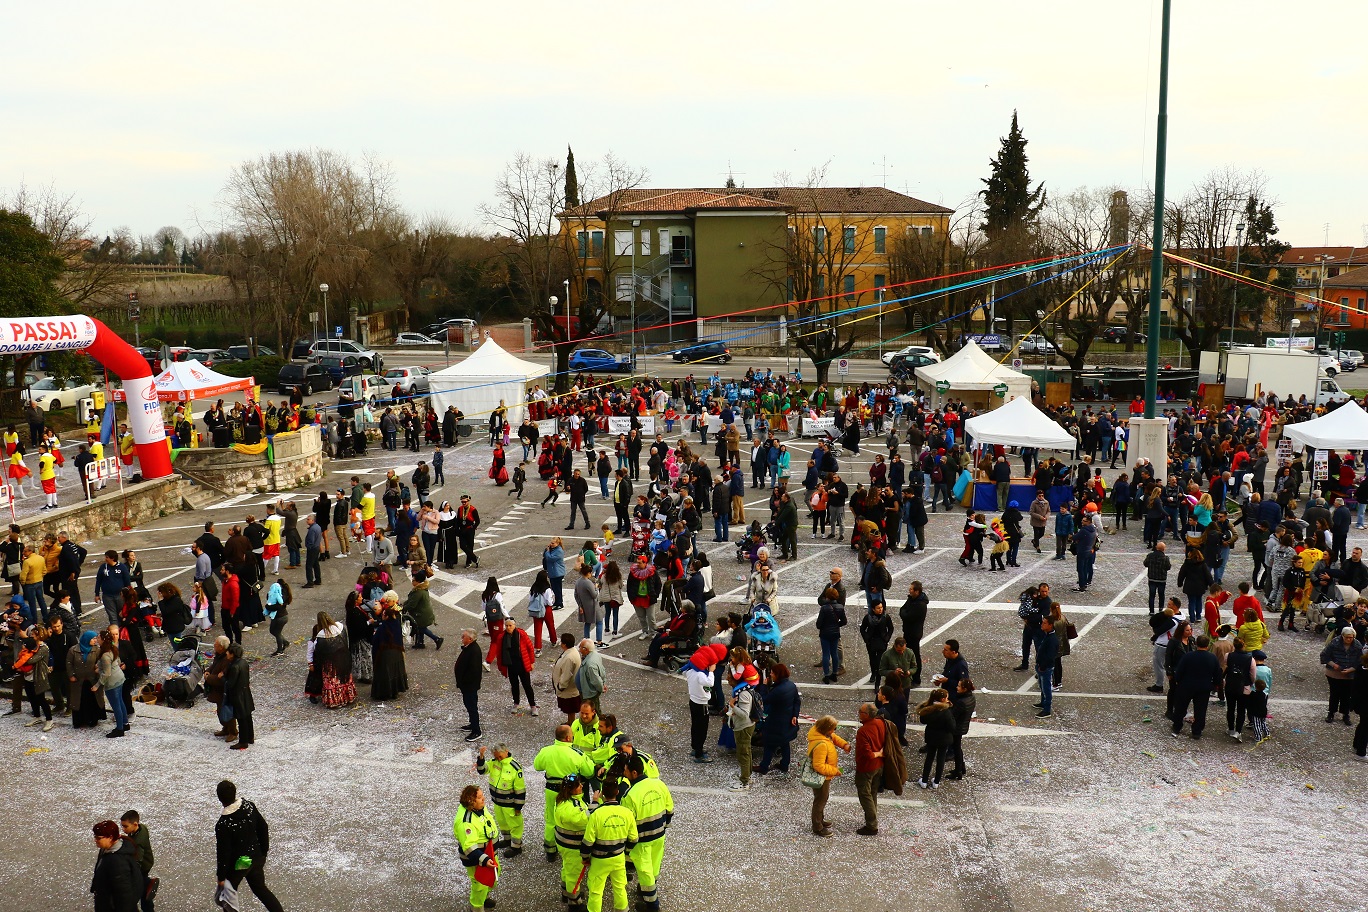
[[569, 348, 633, 373]]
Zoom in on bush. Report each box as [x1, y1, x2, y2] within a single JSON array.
[[218, 356, 285, 389]]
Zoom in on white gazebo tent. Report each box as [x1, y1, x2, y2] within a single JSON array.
[[914, 339, 1032, 411], [963, 394, 1076, 450], [426, 337, 550, 426], [1281, 400, 1368, 451]]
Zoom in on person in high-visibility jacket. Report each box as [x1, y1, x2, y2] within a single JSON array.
[[533, 725, 595, 859], [589, 713, 628, 775], [620, 755, 673, 912], [453, 784, 501, 911], [476, 743, 527, 856], [581, 778, 638, 912], [87, 436, 106, 489], [553, 774, 593, 911], [571, 702, 602, 755], [118, 424, 135, 474]]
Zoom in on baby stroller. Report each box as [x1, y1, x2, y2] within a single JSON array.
[[629, 520, 652, 560], [744, 604, 782, 664], [161, 639, 206, 708]]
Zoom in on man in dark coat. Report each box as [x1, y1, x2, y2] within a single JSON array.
[[454, 628, 484, 741], [224, 643, 255, 750], [1170, 634, 1222, 739], [564, 469, 590, 531], [898, 581, 929, 686], [213, 781, 285, 912]]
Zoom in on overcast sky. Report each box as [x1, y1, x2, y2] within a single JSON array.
[[4, 1, 1363, 247]]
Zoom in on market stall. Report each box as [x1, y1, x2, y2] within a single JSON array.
[[962, 394, 1077, 511], [1282, 400, 1368, 451], [116, 360, 256, 447], [914, 339, 1032, 412], [427, 337, 550, 427]]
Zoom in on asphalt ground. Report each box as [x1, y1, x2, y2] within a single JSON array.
[[2, 428, 1366, 912]]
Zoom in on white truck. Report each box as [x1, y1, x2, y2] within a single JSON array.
[[1221, 347, 1350, 407]]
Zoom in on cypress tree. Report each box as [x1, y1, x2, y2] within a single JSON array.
[[981, 110, 1046, 240], [564, 146, 579, 207]]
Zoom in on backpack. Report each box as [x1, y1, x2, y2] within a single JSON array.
[[400, 482, 411, 503], [746, 685, 763, 723], [931, 464, 944, 484], [1017, 592, 1036, 620], [1224, 652, 1253, 691]]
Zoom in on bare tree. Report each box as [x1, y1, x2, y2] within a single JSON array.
[[5, 183, 126, 312], [751, 166, 875, 385], [886, 200, 987, 355], [382, 214, 455, 330]]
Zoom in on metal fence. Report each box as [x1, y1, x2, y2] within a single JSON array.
[[696, 319, 781, 348]]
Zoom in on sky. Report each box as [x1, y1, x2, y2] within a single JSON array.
[[3, 1, 1364, 247]]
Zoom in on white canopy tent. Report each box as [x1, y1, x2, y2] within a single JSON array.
[[963, 394, 1076, 450], [426, 337, 550, 426], [914, 339, 1032, 410], [1281, 400, 1368, 451]]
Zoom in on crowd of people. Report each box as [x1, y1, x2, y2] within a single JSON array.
[[15, 359, 1368, 911]]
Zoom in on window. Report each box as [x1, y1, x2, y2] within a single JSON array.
[[873, 274, 886, 296], [812, 226, 826, 249], [640, 231, 651, 257], [920, 226, 934, 237], [591, 231, 603, 256], [615, 275, 633, 302], [843, 226, 856, 254], [614, 230, 633, 256], [577, 231, 588, 258], [873, 227, 886, 254], [787, 277, 795, 302], [843, 274, 856, 301], [815, 275, 826, 296]]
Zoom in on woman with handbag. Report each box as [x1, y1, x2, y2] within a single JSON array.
[[527, 571, 557, 656], [803, 715, 850, 838]]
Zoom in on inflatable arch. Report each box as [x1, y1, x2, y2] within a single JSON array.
[[1, 315, 173, 479]]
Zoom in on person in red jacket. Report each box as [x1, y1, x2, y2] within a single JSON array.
[[496, 617, 538, 716], [220, 567, 242, 645], [854, 702, 887, 836]]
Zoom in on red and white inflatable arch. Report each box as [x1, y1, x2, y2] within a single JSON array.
[[1, 315, 173, 480]]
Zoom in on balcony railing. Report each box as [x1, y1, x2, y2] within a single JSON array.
[[670, 248, 693, 267]]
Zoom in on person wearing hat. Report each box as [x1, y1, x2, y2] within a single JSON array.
[[727, 658, 760, 790], [684, 643, 726, 763], [91, 818, 144, 912]]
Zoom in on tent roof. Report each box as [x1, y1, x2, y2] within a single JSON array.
[[915, 339, 1028, 389], [153, 360, 254, 401], [429, 337, 550, 380], [963, 395, 1077, 449], [1282, 400, 1368, 450]]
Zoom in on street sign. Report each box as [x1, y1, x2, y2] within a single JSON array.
[[935, 380, 950, 393], [837, 358, 850, 376], [334, 326, 343, 338], [993, 383, 1009, 398], [1011, 358, 1023, 370]]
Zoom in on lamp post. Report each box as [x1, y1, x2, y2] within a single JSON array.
[[319, 283, 330, 342], [1228, 222, 1245, 347], [562, 278, 571, 344], [876, 287, 885, 359], [1315, 253, 1334, 352], [1143, 0, 1172, 419], [1291, 318, 1302, 356], [1036, 309, 1049, 371]]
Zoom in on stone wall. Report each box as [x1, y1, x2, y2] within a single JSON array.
[[18, 476, 193, 543], [174, 426, 323, 494]]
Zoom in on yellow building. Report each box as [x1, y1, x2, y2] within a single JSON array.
[[560, 186, 952, 331]]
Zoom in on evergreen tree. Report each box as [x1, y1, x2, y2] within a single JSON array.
[[564, 146, 579, 207], [981, 110, 1046, 240]]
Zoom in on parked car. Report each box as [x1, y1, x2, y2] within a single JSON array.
[[134, 347, 163, 374], [888, 353, 939, 379], [1101, 326, 1146, 344], [880, 344, 941, 366], [314, 356, 361, 387], [308, 339, 383, 372], [569, 349, 633, 373], [672, 341, 731, 364], [186, 349, 235, 369], [166, 346, 193, 362], [394, 332, 440, 346], [1018, 334, 1057, 355], [348, 374, 389, 402], [227, 344, 276, 361], [277, 362, 330, 396], [27, 376, 98, 412], [384, 366, 431, 394], [291, 338, 315, 360]]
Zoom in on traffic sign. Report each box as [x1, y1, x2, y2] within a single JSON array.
[[837, 358, 850, 376], [334, 326, 343, 338], [1011, 358, 1023, 370]]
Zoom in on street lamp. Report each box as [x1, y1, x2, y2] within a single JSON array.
[[1036, 309, 1050, 371], [630, 219, 641, 368], [1315, 253, 1334, 352], [319, 283, 329, 342], [1228, 222, 1245, 347], [1291, 318, 1302, 353], [876, 287, 885, 359]]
